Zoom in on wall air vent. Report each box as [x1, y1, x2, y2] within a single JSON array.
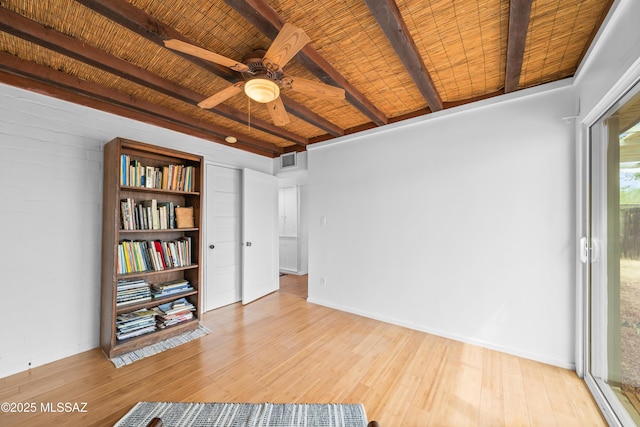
[[280, 152, 297, 169]]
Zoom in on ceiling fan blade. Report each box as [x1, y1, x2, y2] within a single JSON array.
[[164, 39, 249, 72], [286, 76, 345, 100], [198, 83, 245, 109], [266, 97, 291, 126], [263, 23, 310, 69]]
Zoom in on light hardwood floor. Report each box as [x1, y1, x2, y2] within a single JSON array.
[[279, 273, 308, 299], [0, 286, 605, 426]]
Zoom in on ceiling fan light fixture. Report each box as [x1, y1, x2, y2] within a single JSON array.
[[244, 78, 280, 103]]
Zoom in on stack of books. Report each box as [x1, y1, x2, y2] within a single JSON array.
[[151, 279, 194, 299], [116, 279, 151, 306], [153, 298, 195, 329], [116, 308, 156, 340]]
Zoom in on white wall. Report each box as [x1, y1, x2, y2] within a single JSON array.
[[307, 82, 578, 368], [0, 83, 272, 379]]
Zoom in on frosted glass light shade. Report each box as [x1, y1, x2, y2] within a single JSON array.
[[244, 78, 280, 103]]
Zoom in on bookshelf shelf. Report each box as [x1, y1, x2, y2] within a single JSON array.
[[121, 185, 200, 196], [111, 318, 200, 349], [116, 289, 199, 314], [101, 138, 203, 358], [119, 228, 199, 234], [116, 264, 200, 280]]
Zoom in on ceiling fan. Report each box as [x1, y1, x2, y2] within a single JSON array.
[[163, 23, 345, 126]]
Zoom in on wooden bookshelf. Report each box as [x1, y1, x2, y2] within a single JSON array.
[[100, 138, 203, 358]]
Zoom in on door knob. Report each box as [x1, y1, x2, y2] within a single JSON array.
[[209, 244, 215, 249], [246, 241, 252, 247]]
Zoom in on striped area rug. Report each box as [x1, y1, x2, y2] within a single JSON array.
[[110, 325, 211, 368], [114, 402, 370, 426]]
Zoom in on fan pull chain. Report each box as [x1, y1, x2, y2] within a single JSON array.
[[247, 96, 251, 132]]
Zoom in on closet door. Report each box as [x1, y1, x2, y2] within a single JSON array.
[[242, 169, 279, 304], [204, 164, 241, 312]]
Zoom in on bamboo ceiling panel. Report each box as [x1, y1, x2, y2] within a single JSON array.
[[520, 0, 611, 89], [0, 0, 614, 156], [268, 0, 430, 117], [399, 0, 509, 102]]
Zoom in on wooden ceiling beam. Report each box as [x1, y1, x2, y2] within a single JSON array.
[[0, 53, 283, 157], [504, 0, 533, 93], [224, 0, 388, 127], [364, 0, 443, 112], [76, 0, 343, 139], [0, 6, 306, 147], [281, 96, 344, 137]]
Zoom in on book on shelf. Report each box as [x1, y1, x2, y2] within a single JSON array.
[[153, 297, 195, 328], [120, 154, 128, 186], [117, 238, 192, 274], [142, 199, 159, 230], [152, 278, 189, 290], [120, 198, 177, 231], [126, 159, 144, 187], [120, 198, 134, 230], [116, 278, 151, 306], [117, 308, 155, 322], [116, 295, 152, 307], [156, 297, 195, 315], [116, 278, 147, 290], [116, 308, 156, 340], [120, 154, 194, 192], [151, 279, 193, 298], [157, 202, 175, 229], [117, 316, 155, 329], [145, 166, 154, 188], [116, 324, 156, 340]]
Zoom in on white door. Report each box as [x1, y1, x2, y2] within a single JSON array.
[[204, 164, 241, 311], [242, 168, 279, 304]]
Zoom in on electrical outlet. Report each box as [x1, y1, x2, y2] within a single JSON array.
[[321, 277, 327, 286]]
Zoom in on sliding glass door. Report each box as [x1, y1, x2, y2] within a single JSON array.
[[586, 80, 640, 426]]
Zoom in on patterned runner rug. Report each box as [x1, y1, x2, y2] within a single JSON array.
[[114, 402, 369, 426], [109, 325, 211, 368]]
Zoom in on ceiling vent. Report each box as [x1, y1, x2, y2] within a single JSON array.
[[280, 152, 297, 169]]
